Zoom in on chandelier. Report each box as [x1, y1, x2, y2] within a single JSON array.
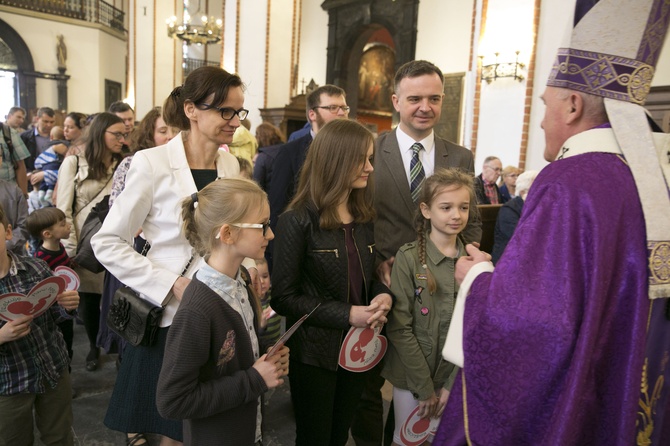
[[166, 1, 222, 45]]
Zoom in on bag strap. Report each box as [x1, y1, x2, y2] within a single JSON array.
[[160, 253, 195, 310], [72, 156, 115, 219], [1, 124, 18, 169]]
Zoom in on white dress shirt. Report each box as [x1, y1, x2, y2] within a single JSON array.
[[395, 126, 436, 186]]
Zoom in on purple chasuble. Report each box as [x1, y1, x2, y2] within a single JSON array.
[[434, 152, 670, 445]]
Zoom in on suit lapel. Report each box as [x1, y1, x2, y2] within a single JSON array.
[[434, 137, 450, 169], [380, 129, 416, 215], [168, 135, 197, 197]]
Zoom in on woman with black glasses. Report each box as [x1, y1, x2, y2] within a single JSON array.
[[56, 112, 126, 374], [92, 66, 248, 446]]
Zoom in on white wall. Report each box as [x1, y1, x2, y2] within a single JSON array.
[[474, 0, 535, 172], [416, 0, 474, 75], [237, 1, 270, 129], [297, 0, 328, 87], [1, 12, 126, 115], [266, 0, 295, 110]]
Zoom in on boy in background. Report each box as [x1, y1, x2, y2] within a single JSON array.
[[0, 203, 79, 445], [26, 207, 76, 384]]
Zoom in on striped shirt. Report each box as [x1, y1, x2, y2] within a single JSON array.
[[0, 252, 71, 395], [35, 243, 71, 270]]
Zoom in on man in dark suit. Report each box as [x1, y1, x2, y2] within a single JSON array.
[[358, 60, 481, 446], [374, 60, 482, 285], [266, 84, 349, 270]]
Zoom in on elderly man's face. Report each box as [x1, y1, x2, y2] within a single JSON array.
[[482, 158, 502, 183], [540, 87, 573, 162]]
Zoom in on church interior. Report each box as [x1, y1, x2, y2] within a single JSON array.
[[2, 0, 669, 173]]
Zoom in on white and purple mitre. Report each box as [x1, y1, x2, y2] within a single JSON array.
[[548, 0, 670, 299]]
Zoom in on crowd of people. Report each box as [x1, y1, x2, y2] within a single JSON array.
[[1, 2, 670, 442]]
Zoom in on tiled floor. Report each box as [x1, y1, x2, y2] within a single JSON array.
[[49, 323, 391, 445]]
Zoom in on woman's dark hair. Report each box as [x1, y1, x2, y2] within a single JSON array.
[[65, 112, 87, 130], [130, 107, 163, 153], [289, 119, 376, 229], [163, 66, 244, 130], [255, 122, 285, 148], [82, 112, 124, 181]]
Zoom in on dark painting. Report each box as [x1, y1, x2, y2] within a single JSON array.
[[358, 44, 395, 113]]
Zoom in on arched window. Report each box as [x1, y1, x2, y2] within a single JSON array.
[[0, 19, 36, 115], [0, 37, 19, 117]]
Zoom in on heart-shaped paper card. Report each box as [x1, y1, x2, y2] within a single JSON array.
[[0, 276, 66, 322], [54, 266, 80, 291], [399, 404, 440, 446], [338, 326, 387, 372]]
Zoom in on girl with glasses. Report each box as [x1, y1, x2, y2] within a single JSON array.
[[157, 178, 289, 446]]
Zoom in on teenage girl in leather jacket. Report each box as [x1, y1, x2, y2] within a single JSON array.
[[272, 119, 393, 446]]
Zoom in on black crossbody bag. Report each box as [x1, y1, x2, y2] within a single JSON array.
[[107, 240, 194, 347]]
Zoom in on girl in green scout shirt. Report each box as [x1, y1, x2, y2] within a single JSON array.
[[382, 168, 474, 445]]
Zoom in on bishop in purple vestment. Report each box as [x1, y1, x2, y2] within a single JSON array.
[[434, 1, 670, 444]]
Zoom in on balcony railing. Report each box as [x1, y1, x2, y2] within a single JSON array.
[[182, 57, 220, 78], [0, 0, 126, 33]]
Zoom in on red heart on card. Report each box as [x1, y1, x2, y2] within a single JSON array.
[[338, 327, 387, 372], [0, 276, 66, 322], [400, 405, 440, 446]]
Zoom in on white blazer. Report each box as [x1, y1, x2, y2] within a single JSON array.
[[92, 133, 240, 326]]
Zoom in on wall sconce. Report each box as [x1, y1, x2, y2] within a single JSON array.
[[480, 51, 526, 84]]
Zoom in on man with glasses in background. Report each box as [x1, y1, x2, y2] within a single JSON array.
[[266, 84, 349, 271], [474, 156, 503, 204]]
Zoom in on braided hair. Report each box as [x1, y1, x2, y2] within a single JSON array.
[[414, 168, 475, 294]]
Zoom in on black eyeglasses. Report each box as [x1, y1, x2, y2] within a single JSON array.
[[106, 131, 130, 141], [200, 104, 249, 121], [313, 105, 351, 114], [231, 221, 272, 237]]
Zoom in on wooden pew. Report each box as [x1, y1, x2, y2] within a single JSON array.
[[477, 204, 502, 254]]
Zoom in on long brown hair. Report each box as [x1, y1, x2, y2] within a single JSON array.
[[288, 119, 375, 229], [82, 112, 123, 181], [130, 107, 163, 153], [415, 168, 475, 294], [255, 122, 284, 147]]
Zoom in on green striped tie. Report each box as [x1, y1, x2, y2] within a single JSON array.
[[410, 142, 425, 202]]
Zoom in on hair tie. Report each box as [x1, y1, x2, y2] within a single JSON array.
[[171, 87, 181, 98], [191, 192, 198, 205]]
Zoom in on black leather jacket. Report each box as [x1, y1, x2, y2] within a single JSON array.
[[271, 205, 391, 371]]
